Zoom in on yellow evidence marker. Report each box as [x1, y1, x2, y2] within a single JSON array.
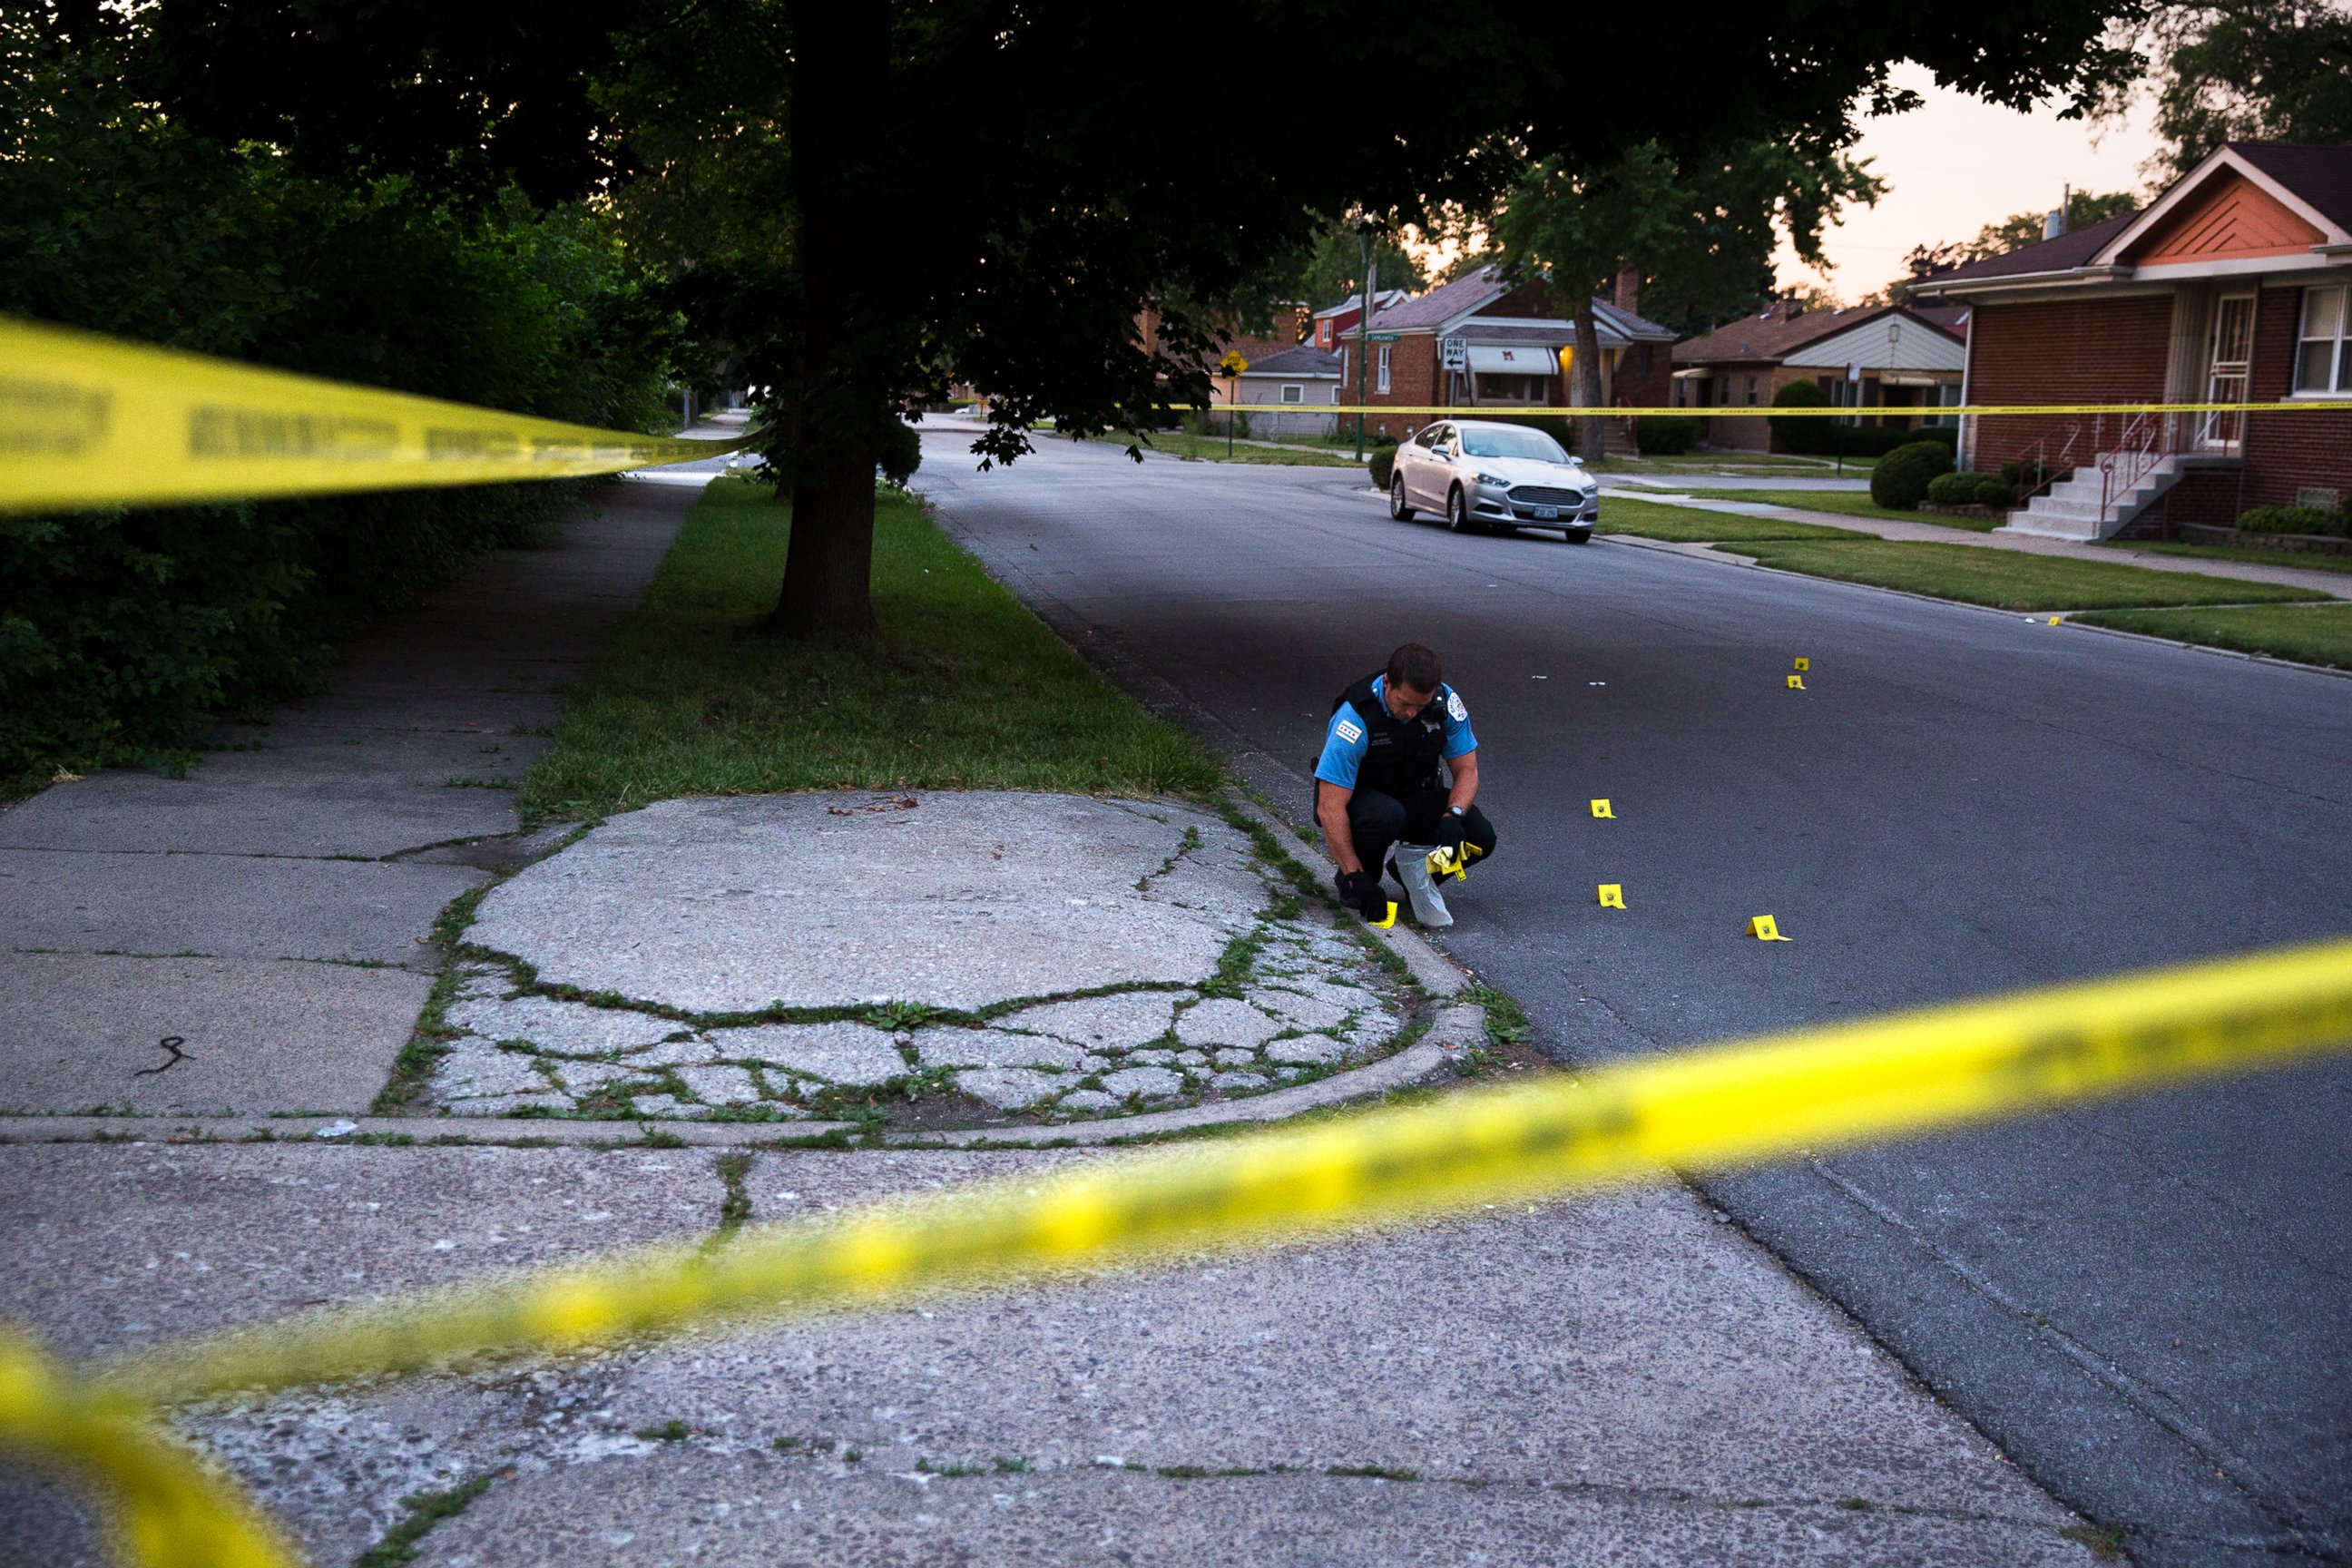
[[1371, 900, 1398, 930], [1591, 799, 1614, 818], [1598, 884, 1627, 909], [1794, 658, 1809, 671], [1747, 915, 1791, 941], [1787, 674, 1806, 690], [2048, 616, 2063, 626]]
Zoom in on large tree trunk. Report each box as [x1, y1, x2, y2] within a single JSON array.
[[764, 0, 888, 640], [1571, 294, 1609, 465]]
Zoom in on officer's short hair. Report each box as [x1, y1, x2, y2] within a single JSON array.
[[1387, 643, 1442, 693]]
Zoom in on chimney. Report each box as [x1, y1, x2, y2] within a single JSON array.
[[1613, 263, 1640, 316]]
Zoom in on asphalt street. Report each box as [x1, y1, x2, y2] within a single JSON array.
[[917, 424, 2352, 1568]]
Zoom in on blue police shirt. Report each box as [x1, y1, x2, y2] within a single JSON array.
[[1314, 675, 1476, 789]]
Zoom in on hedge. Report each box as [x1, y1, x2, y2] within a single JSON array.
[[1635, 416, 1699, 456], [2237, 505, 2347, 537]]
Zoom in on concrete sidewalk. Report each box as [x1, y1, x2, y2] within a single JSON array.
[[0, 458, 2112, 1565], [1622, 486, 2352, 600], [0, 476, 699, 1116], [0, 1142, 2108, 1566]]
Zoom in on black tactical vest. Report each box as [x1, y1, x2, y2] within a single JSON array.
[[1335, 671, 1448, 797]]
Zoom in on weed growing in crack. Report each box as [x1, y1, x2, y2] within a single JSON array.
[[1461, 983, 1532, 1050], [633, 1420, 691, 1442], [992, 1456, 1033, 1475], [353, 1474, 495, 1568], [713, 1152, 753, 1237], [1326, 1464, 1418, 1482], [914, 1457, 988, 1477], [2061, 1524, 2127, 1562]]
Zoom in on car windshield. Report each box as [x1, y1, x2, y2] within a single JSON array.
[[1458, 426, 1568, 463]]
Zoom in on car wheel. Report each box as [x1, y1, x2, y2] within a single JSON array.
[[1389, 475, 1416, 522], [1446, 487, 1474, 533], [1565, 527, 1594, 544]]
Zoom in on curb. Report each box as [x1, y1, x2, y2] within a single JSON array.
[[0, 1113, 860, 1148]]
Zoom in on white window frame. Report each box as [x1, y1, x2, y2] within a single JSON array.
[[2294, 284, 2350, 396], [1376, 345, 1392, 394], [1279, 383, 1303, 405], [1920, 384, 1962, 427]]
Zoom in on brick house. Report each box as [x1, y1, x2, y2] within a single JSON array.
[[1670, 302, 1969, 451], [1335, 265, 1677, 447], [1310, 289, 1411, 352], [1912, 141, 2352, 540], [1212, 342, 1345, 436]]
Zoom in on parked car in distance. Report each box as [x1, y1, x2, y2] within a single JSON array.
[[1388, 419, 1597, 542]]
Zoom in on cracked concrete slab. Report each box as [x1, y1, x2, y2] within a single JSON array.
[[0, 1143, 2100, 1565], [463, 793, 1268, 1014], [0, 481, 700, 1118], [0, 848, 482, 968], [0, 952, 433, 1115]]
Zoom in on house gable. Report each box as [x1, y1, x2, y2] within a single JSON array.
[[2120, 169, 2327, 267], [1781, 312, 1965, 373]]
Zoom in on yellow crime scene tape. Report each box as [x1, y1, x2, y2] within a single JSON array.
[[0, 317, 753, 513], [5, 936, 2350, 1567]]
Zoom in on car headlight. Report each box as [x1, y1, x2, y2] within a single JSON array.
[[1472, 472, 1506, 487]]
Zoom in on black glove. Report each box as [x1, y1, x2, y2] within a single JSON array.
[[1336, 868, 1387, 920]]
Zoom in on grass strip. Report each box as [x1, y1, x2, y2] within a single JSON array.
[[2107, 540, 2352, 579], [518, 478, 1223, 821], [2071, 603, 2352, 671], [1701, 488, 1998, 530], [1720, 538, 2328, 612], [1092, 430, 1363, 467], [1597, 495, 1853, 543]]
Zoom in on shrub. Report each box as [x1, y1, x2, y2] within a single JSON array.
[[2236, 505, 2342, 536], [878, 417, 923, 486], [1767, 380, 1833, 455], [1369, 447, 1396, 491], [1925, 473, 1977, 505], [1635, 416, 1699, 455], [1869, 440, 1957, 511]]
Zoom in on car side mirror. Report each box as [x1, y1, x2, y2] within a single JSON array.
[[1567, 456, 1584, 466]]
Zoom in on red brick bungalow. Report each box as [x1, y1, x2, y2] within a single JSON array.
[[1336, 265, 1677, 449], [1913, 141, 2352, 541]]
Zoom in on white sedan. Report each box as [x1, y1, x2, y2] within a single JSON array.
[[1387, 418, 1597, 541]]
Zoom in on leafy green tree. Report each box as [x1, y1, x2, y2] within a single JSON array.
[[1477, 138, 1885, 460], [106, 0, 2141, 638], [2088, 1, 2352, 181]]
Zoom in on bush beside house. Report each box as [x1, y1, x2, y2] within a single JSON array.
[[1871, 441, 1958, 510]]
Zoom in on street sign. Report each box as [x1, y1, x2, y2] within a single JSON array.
[[1440, 336, 1467, 370], [1217, 350, 1250, 377], [1366, 331, 1401, 343]]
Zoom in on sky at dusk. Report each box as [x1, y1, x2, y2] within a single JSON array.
[[1775, 63, 2166, 301]]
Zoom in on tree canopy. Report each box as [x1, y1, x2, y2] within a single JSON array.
[[92, 0, 2146, 635], [2088, 1, 2352, 181]]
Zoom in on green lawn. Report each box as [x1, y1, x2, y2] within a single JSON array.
[[1723, 538, 2328, 612], [2071, 603, 2352, 671], [1100, 429, 1363, 467], [1702, 488, 1999, 530], [518, 478, 1225, 821], [1592, 452, 1877, 477], [2107, 540, 2352, 578], [1596, 495, 1855, 543]]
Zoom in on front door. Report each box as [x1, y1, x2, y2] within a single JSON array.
[[2201, 294, 2255, 450]]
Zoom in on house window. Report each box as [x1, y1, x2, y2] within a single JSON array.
[[1830, 378, 1862, 425], [1745, 376, 1759, 407], [1377, 345, 1392, 394], [2296, 285, 2350, 394], [1280, 384, 1304, 404], [1920, 385, 1962, 427]]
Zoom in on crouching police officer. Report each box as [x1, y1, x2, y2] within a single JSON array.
[[1313, 642, 1496, 927]]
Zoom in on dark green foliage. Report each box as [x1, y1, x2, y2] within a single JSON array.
[[0, 15, 682, 792], [1870, 441, 1960, 510], [1633, 416, 1699, 455], [1768, 379, 1834, 453], [1369, 447, 1397, 491], [2236, 504, 2346, 536], [879, 417, 924, 487], [1926, 472, 2018, 507]]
